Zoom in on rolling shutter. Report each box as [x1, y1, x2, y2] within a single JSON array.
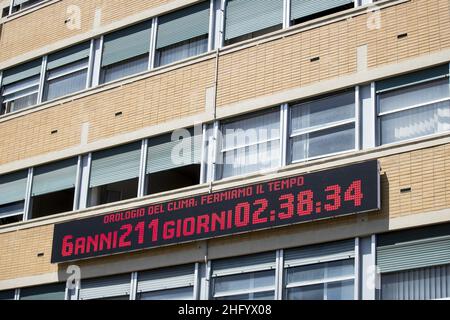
[[2, 59, 42, 86], [90, 142, 141, 188], [156, 1, 210, 49], [0, 170, 28, 206], [224, 0, 283, 41], [376, 64, 450, 92], [47, 42, 91, 70], [291, 0, 354, 21], [146, 129, 202, 174], [377, 236, 450, 274], [137, 265, 195, 293], [284, 239, 355, 268], [79, 274, 131, 300], [101, 21, 152, 67], [20, 283, 66, 300], [212, 252, 276, 277], [32, 158, 78, 196]]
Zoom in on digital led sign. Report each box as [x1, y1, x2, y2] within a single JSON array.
[[51, 160, 380, 263]]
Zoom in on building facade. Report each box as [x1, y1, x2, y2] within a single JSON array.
[[0, 0, 449, 300]]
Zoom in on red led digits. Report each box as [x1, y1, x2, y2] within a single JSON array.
[[345, 180, 364, 206], [252, 199, 268, 224], [235, 202, 251, 227], [324, 185, 341, 211], [61, 235, 74, 257], [118, 224, 132, 248], [134, 221, 145, 245], [297, 190, 313, 216], [278, 193, 294, 219]]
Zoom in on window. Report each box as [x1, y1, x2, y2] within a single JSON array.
[[210, 253, 276, 300], [381, 265, 450, 300], [30, 158, 78, 219], [377, 223, 450, 300], [100, 21, 152, 84], [20, 283, 66, 300], [10, 0, 45, 14], [290, 0, 355, 26], [284, 240, 356, 300], [79, 274, 131, 300], [155, 1, 210, 67], [43, 42, 90, 101], [218, 109, 281, 179], [0, 290, 15, 300], [0, 170, 28, 226], [0, 59, 41, 114], [146, 128, 202, 195], [89, 142, 141, 207], [377, 65, 450, 145], [137, 265, 195, 300], [224, 0, 283, 45], [2, 6, 9, 18], [289, 90, 356, 163]]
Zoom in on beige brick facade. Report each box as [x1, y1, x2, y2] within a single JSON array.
[[0, 0, 449, 290]]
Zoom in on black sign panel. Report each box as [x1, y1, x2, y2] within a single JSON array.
[[51, 160, 380, 263]]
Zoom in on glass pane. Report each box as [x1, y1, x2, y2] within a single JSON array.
[[286, 259, 354, 285], [3, 75, 40, 95], [379, 78, 450, 114], [380, 100, 450, 145], [101, 54, 148, 84], [217, 291, 274, 300], [291, 123, 355, 161], [222, 110, 280, 150], [138, 286, 194, 300], [156, 35, 208, 67], [327, 260, 355, 278], [286, 264, 325, 284], [287, 284, 324, 300], [47, 59, 88, 79], [327, 280, 354, 300], [222, 140, 280, 178], [290, 91, 355, 132], [213, 270, 275, 297], [7, 92, 38, 112], [45, 69, 88, 101], [0, 201, 24, 218]]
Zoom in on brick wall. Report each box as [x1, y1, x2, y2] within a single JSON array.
[[0, 0, 176, 63]]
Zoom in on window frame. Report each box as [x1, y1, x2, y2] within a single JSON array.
[[376, 70, 450, 147], [288, 89, 359, 164], [217, 106, 283, 180], [283, 258, 356, 300]]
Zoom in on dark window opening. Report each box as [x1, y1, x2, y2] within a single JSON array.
[[0, 201, 24, 226], [291, 3, 355, 26], [146, 164, 200, 195], [89, 177, 138, 206], [225, 24, 282, 46], [1, 7, 9, 18], [30, 188, 74, 219], [0, 214, 22, 226]]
